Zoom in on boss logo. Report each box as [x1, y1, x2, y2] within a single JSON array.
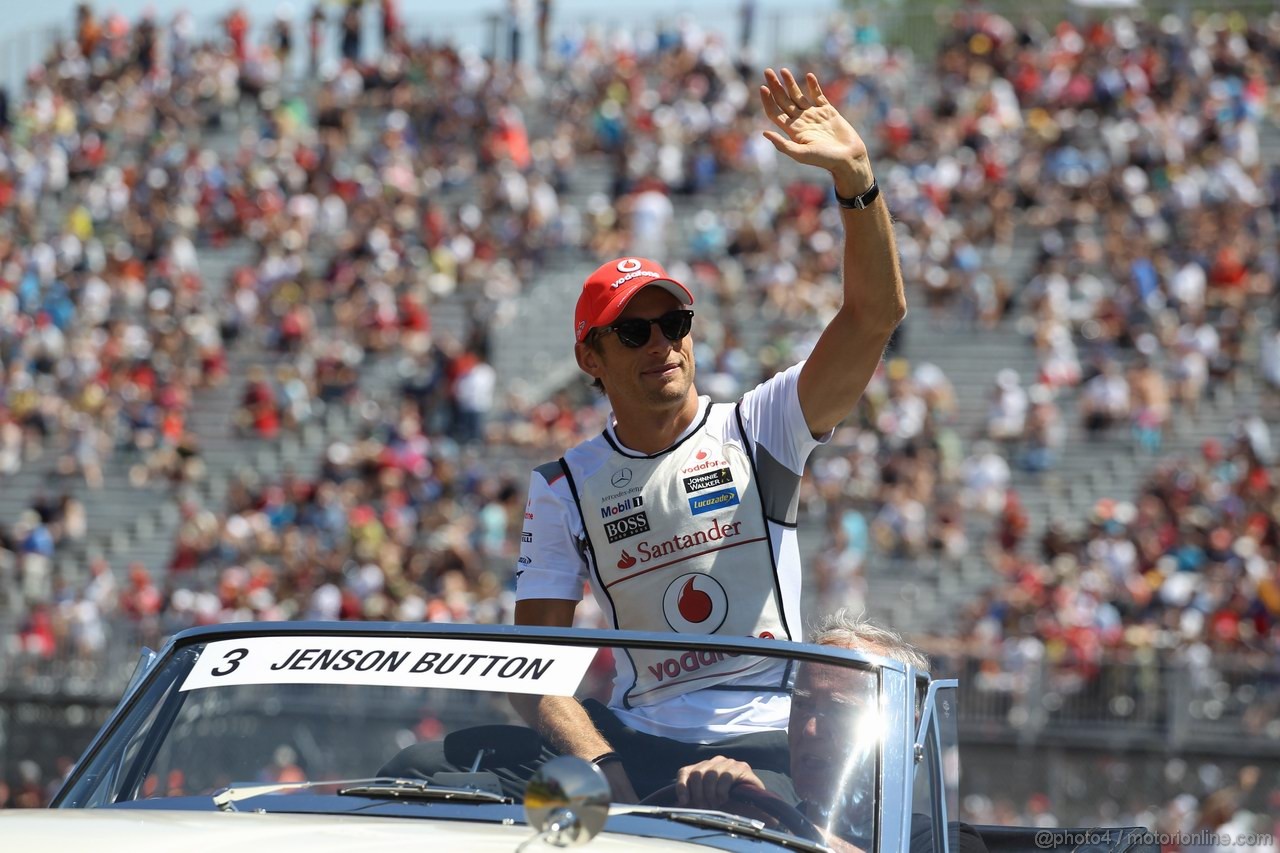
[[616, 258, 642, 273], [603, 511, 650, 544]]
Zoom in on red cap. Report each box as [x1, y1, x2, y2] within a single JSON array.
[[574, 257, 693, 343]]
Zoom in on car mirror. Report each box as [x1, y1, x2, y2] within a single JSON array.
[[521, 756, 610, 849]]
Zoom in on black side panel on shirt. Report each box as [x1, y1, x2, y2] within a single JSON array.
[[534, 460, 566, 484], [560, 457, 644, 709], [752, 443, 802, 527], [528, 459, 587, 567], [732, 402, 793, 644]]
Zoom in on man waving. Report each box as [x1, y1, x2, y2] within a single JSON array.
[[513, 67, 907, 801]]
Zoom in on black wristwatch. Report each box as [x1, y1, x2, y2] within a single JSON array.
[[835, 178, 880, 210], [591, 751, 622, 767]]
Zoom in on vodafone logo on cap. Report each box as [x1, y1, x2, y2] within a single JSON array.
[[616, 258, 643, 273], [662, 573, 728, 634]]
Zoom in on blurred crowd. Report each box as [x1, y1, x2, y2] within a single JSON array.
[[1, 0, 1278, 828], [961, 761, 1279, 851], [931, 422, 1277, 669], [0, 17, 232, 495], [757, 5, 1279, 672]]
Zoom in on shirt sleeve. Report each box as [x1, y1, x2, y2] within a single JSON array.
[[736, 360, 832, 474], [514, 465, 589, 602]]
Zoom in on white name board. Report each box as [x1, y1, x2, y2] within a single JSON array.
[[181, 636, 597, 696]]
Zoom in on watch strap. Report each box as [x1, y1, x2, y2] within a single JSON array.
[[835, 178, 880, 210]]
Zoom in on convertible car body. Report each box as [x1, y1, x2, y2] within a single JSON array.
[[2, 623, 1155, 853]]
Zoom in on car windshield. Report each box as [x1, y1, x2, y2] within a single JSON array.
[[55, 626, 912, 852]]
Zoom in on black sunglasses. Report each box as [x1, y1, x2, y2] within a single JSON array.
[[594, 309, 694, 348]]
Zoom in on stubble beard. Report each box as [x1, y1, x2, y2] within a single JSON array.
[[642, 361, 694, 406]]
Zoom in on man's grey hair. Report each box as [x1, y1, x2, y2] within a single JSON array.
[[809, 608, 930, 672]]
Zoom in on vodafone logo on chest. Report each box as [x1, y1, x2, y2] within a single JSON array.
[[662, 573, 728, 633], [681, 446, 727, 475]]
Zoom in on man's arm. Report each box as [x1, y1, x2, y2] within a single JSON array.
[[510, 470, 638, 800], [509, 598, 639, 802], [514, 598, 578, 627], [759, 67, 907, 438]]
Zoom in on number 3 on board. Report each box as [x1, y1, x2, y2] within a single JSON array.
[[211, 648, 249, 676]]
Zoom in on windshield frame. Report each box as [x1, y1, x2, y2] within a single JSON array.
[[51, 621, 929, 853], [911, 679, 962, 853]]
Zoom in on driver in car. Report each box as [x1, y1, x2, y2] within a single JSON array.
[[673, 610, 989, 853]]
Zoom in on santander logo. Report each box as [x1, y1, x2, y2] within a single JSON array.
[[662, 573, 727, 634], [617, 551, 637, 569]]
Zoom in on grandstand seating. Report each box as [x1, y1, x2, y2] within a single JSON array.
[[4, 108, 1277, 641]]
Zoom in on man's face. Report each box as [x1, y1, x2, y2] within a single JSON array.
[[788, 660, 880, 799], [788, 645, 880, 850], [578, 286, 696, 409]]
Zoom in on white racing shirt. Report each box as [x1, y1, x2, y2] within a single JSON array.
[[516, 362, 829, 743]]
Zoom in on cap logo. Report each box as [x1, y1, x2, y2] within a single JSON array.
[[610, 270, 661, 289], [616, 258, 642, 273]]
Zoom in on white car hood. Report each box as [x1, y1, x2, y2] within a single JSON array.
[[0, 809, 704, 853]]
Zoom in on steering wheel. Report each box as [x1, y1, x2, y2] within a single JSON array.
[[640, 781, 825, 844]]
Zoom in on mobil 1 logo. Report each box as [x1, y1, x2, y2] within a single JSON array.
[[603, 511, 650, 544]]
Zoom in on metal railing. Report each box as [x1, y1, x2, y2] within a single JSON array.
[[940, 652, 1280, 754]]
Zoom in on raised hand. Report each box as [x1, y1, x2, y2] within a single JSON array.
[[759, 67, 872, 196]]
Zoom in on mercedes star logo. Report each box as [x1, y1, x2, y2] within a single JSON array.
[[611, 468, 633, 488]]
